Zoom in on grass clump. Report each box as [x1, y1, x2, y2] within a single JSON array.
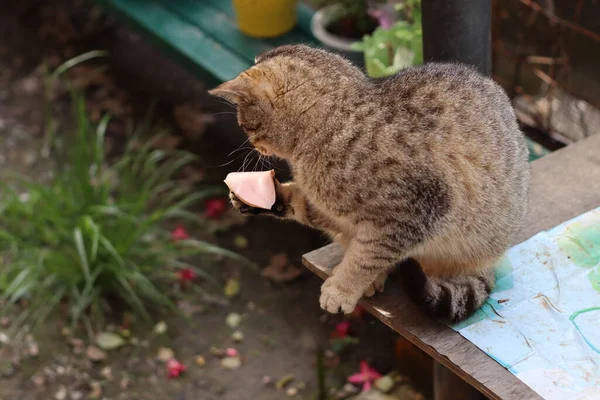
[[0, 55, 244, 334]]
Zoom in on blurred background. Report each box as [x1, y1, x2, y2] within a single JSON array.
[[0, 1, 597, 399]]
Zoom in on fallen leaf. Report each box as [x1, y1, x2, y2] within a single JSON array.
[[374, 375, 395, 393], [286, 387, 298, 397], [86, 346, 106, 362], [234, 235, 249, 249], [276, 374, 295, 390], [225, 312, 242, 329], [96, 332, 125, 350], [232, 331, 244, 342], [195, 356, 206, 367], [157, 347, 174, 362], [220, 356, 242, 370], [224, 278, 240, 298], [262, 253, 304, 283], [154, 321, 167, 335], [210, 346, 225, 357]]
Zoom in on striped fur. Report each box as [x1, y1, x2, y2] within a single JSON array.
[[398, 259, 494, 323]]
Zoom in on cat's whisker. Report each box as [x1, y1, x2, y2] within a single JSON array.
[[227, 146, 253, 158], [227, 137, 252, 158], [210, 157, 242, 169], [210, 111, 238, 117], [214, 98, 237, 109], [252, 155, 261, 172], [239, 149, 257, 172]]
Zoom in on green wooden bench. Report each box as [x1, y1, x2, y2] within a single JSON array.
[[94, 0, 316, 87]]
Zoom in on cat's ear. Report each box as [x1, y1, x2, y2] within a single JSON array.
[[208, 77, 251, 105]]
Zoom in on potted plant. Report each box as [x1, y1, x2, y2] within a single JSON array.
[[310, 0, 385, 64], [352, 0, 423, 77], [233, 0, 297, 38]]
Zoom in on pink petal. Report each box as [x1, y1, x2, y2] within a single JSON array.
[[204, 198, 228, 219], [225, 347, 238, 357], [359, 360, 370, 374], [362, 380, 372, 392], [334, 320, 351, 337], [348, 373, 365, 384], [171, 226, 190, 241]]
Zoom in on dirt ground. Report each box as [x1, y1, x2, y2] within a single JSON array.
[[0, 2, 411, 399]]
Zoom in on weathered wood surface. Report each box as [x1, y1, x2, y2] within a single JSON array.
[[303, 133, 600, 400]]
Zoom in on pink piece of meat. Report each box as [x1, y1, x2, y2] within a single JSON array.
[[224, 170, 276, 210]]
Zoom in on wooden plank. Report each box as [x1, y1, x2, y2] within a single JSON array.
[[303, 133, 600, 400], [94, 0, 248, 84]]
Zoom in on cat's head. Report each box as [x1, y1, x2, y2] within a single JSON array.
[[209, 45, 364, 159]]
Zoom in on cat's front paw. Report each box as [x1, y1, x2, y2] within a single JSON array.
[[228, 192, 263, 215], [319, 276, 362, 314]]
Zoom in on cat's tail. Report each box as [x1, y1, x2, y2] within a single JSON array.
[[398, 259, 494, 324]]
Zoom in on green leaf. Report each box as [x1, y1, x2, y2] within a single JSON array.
[[51, 50, 108, 80], [224, 278, 240, 298], [96, 332, 126, 350], [74, 227, 92, 281]]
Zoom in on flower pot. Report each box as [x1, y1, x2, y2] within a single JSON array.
[[310, 5, 366, 66], [232, 0, 297, 38]]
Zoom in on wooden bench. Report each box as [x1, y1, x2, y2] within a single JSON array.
[[93, 0, 315, 86], [303, 133, 600, 399]]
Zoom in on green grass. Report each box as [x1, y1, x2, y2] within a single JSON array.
[[0, 54, 246, 335]]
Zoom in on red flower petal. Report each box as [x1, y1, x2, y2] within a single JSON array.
[[166, 358, 186, 378], [225, 347, 238, 357], [204, 198, 227, 219], [171, 225, 190, 241], [178, 268, 197, 282], [331, 320, 351, 338]]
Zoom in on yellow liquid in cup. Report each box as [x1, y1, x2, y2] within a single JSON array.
[[232, 0, 297, 38]]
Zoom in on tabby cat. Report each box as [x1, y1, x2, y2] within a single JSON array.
[[210, 45, 530, 323]]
